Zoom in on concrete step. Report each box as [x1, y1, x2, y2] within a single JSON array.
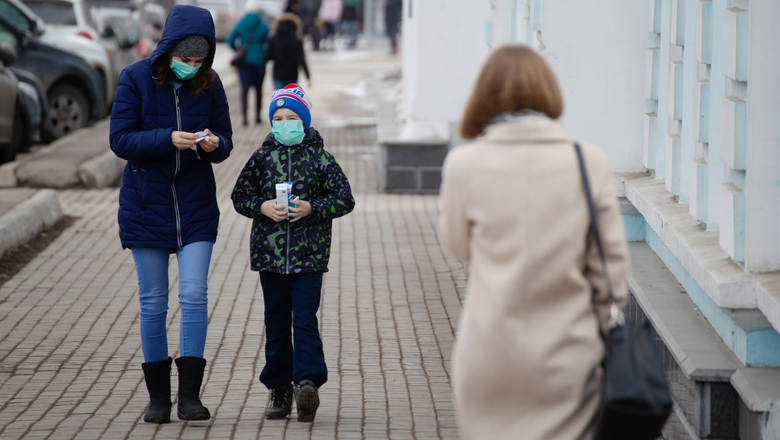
[[628, 242, 780, 439]]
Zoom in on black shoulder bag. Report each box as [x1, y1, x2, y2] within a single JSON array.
[[574, 142, 672, 440], [230, 21, 261, 67]]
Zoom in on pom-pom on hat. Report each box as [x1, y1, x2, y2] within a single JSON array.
[[269, 83, 313, 128], [170, 35, 210, 58]]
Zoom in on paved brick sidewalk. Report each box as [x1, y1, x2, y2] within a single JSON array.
[[0, 46, 468, 439]]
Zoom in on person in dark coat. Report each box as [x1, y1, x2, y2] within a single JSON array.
[[385, 0, 401, 54], [265, 13, 311, 90], [109, 4, 233, 425], [232, 84, 354, 423], [297, 0, 322, 49], [227, 1, 270, 125]]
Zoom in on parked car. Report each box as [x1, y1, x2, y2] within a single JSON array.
[[142, 1, 164, 42], [0, 42, 45, 163], [10, 63, 46, 150], [89, 0, 156, 60], [19, 0, 121, 110], [0, 43, 21, 162], [0, 14, 105, 142], [179, 0, 236, 41]]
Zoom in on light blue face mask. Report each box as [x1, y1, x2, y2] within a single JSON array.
[[272, 120, 305, 146], [170, 59, 201, 80]]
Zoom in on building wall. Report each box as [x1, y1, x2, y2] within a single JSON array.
[[400, 0, 490, 140], [399, 0, 780, 366]]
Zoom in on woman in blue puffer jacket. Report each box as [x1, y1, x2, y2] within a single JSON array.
[[109, 4, 232, 425]]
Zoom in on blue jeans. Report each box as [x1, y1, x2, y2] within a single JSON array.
[[273, 78, 288, 91], [132, 241, 213, 363], [341, 20, 358, 46], [237, 63, 266, 90], [259, 272, 327, 388]]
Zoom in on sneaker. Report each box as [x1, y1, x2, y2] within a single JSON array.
[[294, 380, 319, 422], [265, 384, 293, 419]]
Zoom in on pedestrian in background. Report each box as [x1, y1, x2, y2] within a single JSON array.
[[231, 84, 354, 423], [297, 0, 322, 50], [227, 0, 270, 125], [265, 13, 311, 90], [438, 44, 629, 440], [284, 0, 300, 14], [109, 4, 233, 424], [340, 0, 360, 49], [316, 0, 342, 51], [384, 0, 401, 54]]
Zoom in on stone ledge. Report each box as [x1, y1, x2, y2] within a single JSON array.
[[0, 189, 62, 260], [629, 241, 742, 381], [731, 368, 780, 413], [380, 139, 448, 194], [624, 173, 780, 334]]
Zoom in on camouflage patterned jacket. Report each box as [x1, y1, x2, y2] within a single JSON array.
[[231, 128, 355, 274]]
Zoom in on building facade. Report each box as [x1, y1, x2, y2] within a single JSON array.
[[396, 0, 780, 438]]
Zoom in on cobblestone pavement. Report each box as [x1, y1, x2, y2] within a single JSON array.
[[0, 44, 468, 439]]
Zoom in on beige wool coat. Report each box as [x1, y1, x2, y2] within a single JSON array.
[[439, 118, 629, 440]]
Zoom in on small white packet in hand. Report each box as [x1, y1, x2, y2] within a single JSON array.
[[192, 131, 208, 150]]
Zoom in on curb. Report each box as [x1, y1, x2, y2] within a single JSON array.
[[0, 189, 63, 260], [79, 150, 125, 188]]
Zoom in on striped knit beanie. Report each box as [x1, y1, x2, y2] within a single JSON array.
[[269, 84, 313, 128]]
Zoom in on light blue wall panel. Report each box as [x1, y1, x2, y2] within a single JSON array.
[[643, 223, 780, 366], [653, 0, 673, 178], [623, 214, 646, 242], [704, 0, 726, 230]]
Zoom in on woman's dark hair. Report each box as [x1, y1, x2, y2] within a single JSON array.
[[154, 55, 214, 96], [276, 19, 297, 38], [461, 45, 564, 139]]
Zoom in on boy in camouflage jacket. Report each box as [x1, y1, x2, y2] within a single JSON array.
[[231, 84, 354, 423]]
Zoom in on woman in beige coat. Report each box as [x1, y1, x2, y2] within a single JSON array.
[[439, 45, 630, 440]]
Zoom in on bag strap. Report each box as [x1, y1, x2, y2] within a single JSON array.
[[574, 142, 625, 329], [243, 20, 262, 49]]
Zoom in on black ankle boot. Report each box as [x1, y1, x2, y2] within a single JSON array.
[[265, 384, 293, 419], [141, 357, 172, 424], [175, 357, 211, 421]]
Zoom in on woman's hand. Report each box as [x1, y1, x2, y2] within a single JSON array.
[[289, 199, 312, 223], [171, 129, 219, 152], [171, 130, 198, 150], [197, 128, 219, 153], [261, 200, 290, 223]]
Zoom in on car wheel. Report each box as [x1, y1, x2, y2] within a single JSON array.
[[43, 84, 89, 143], [0, 110, 22, 164]]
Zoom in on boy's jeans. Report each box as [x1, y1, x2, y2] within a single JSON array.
[[131, 241, 213, 363], [259, 272, 327, 389]]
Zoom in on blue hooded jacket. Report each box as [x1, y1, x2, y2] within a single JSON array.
[[109, 5, 233, 250], [226, 12, 269, 66]]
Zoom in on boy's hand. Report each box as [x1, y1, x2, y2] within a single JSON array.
[[261, 200, 289, 222], [289, 199, 312, 222]]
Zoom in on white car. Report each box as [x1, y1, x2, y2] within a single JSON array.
[[16, 0, 116, 112], [179, 0, 238, 41]]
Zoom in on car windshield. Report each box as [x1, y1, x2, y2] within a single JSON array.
[[0, 0, 36, 32], [24, 1, 77, 26]]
